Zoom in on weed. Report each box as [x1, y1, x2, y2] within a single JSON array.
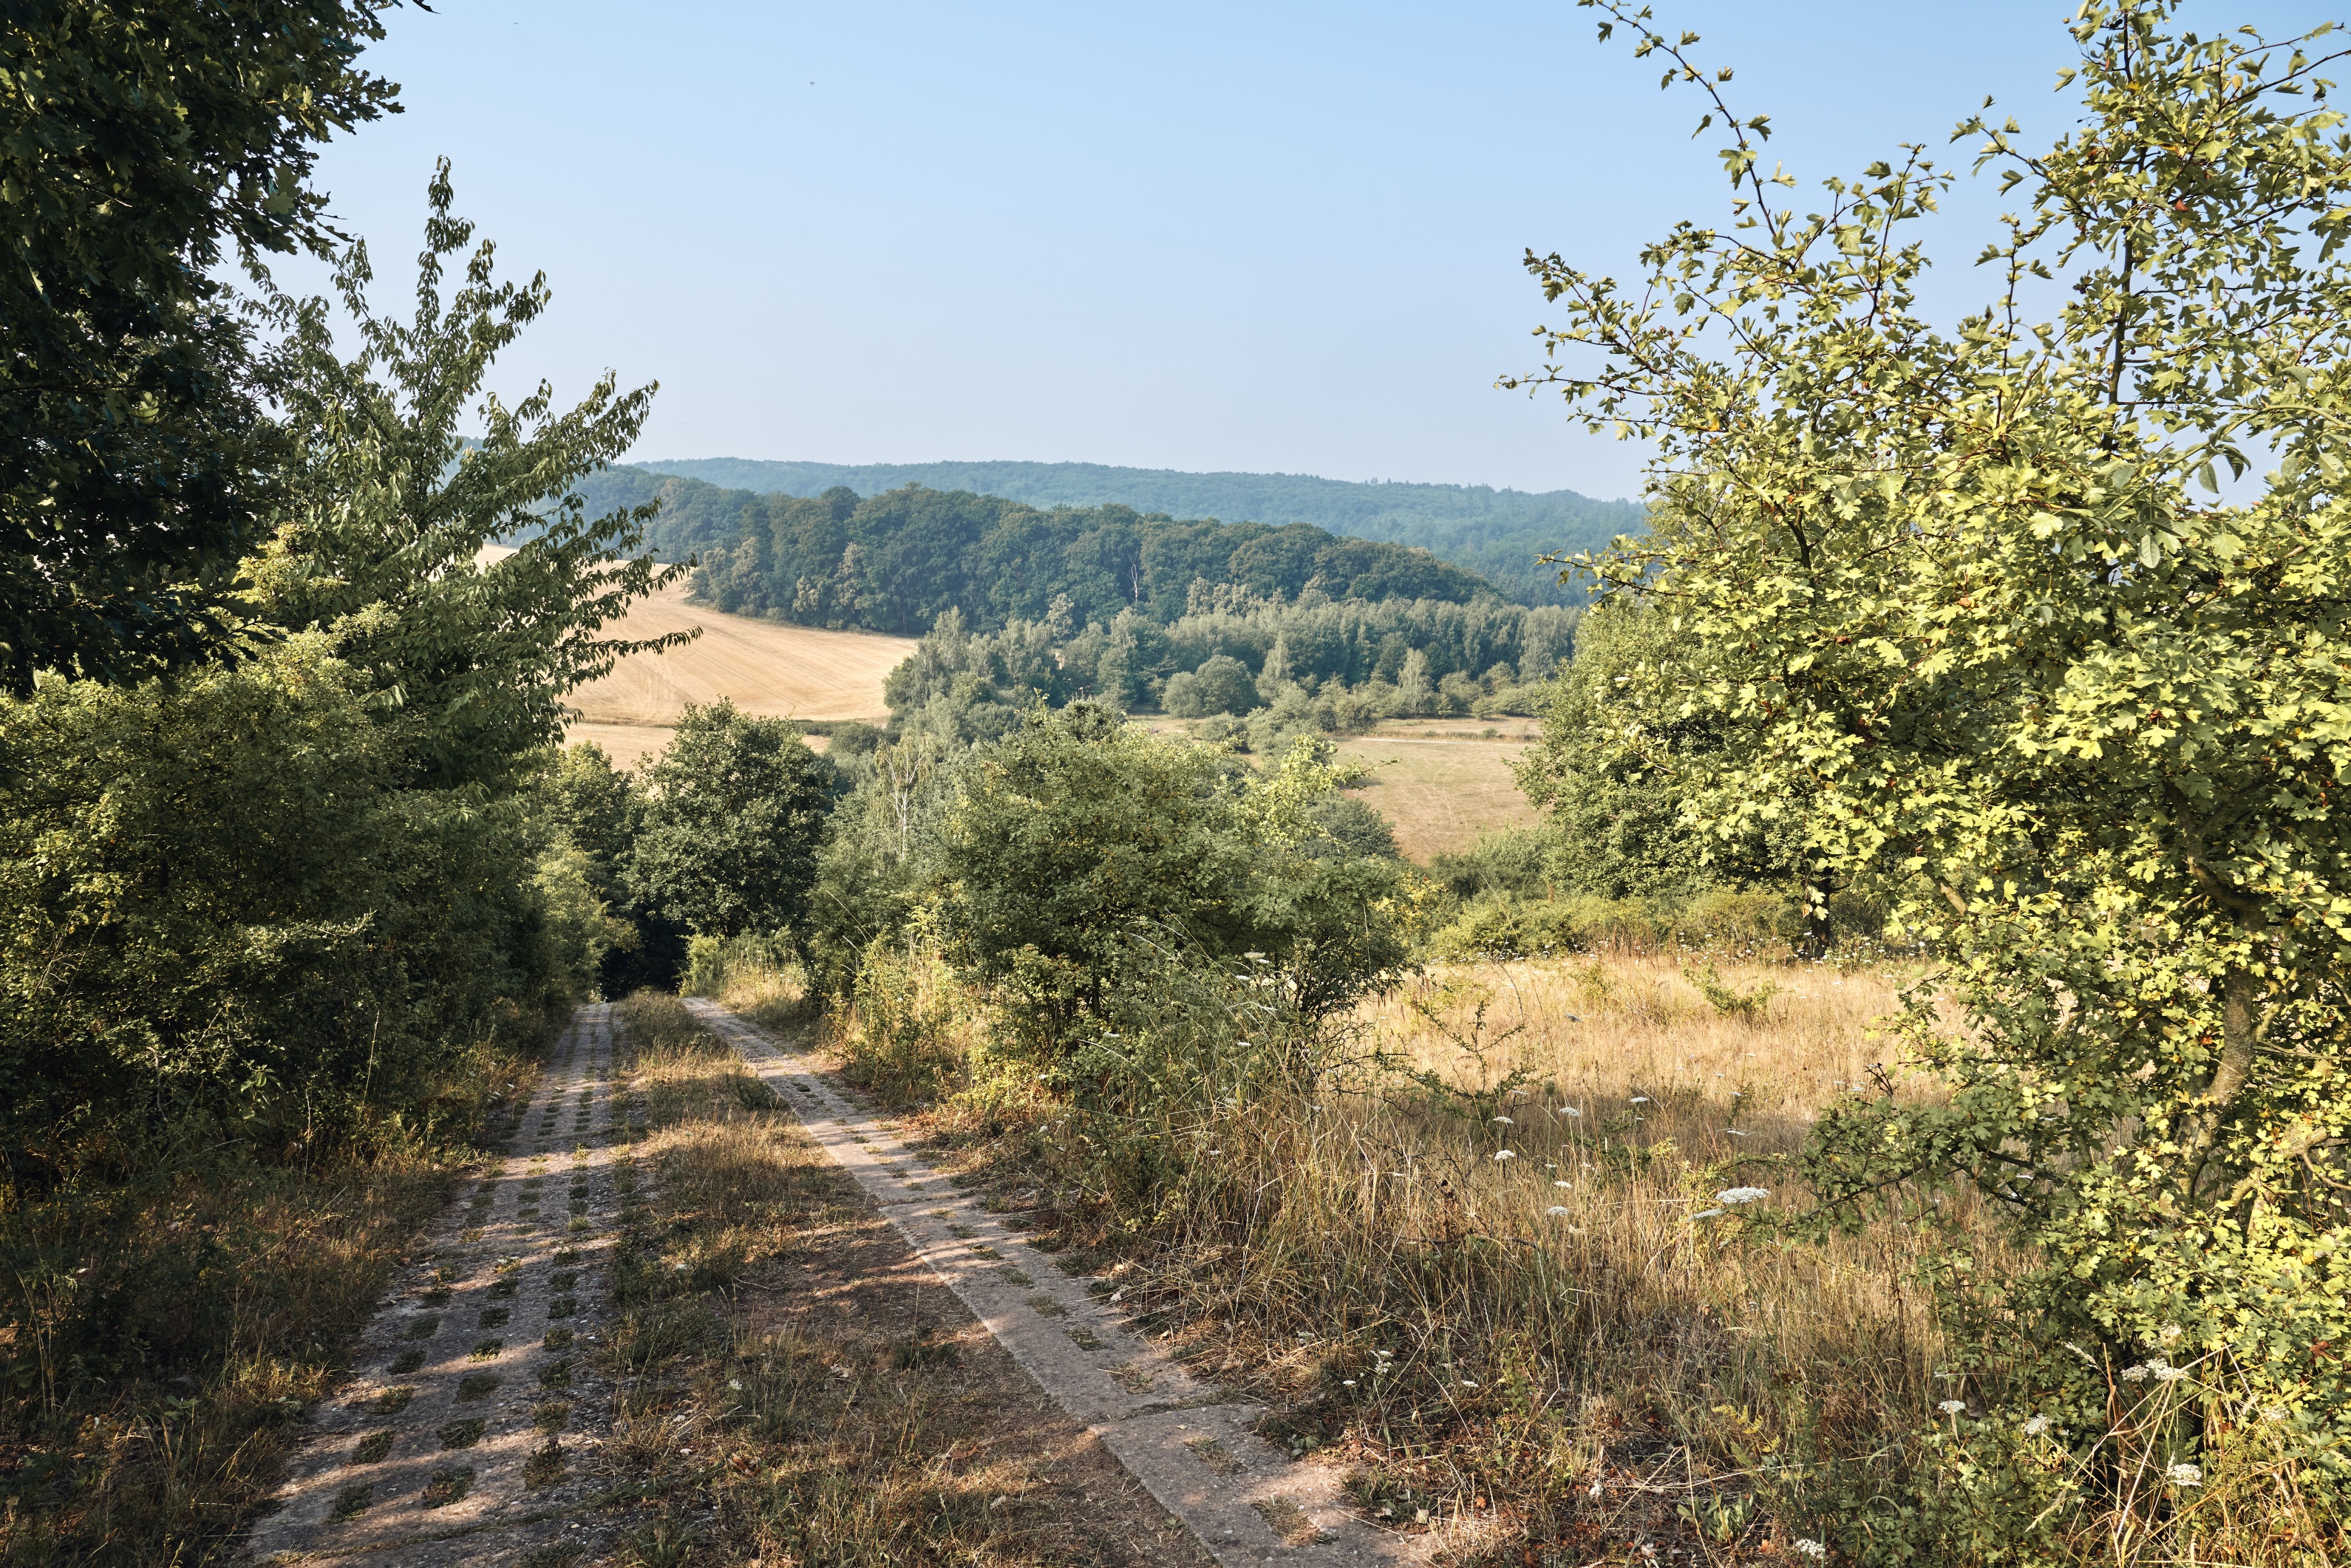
[[420, 1465, 474, 1508], [436, 1417, 486, 1450]]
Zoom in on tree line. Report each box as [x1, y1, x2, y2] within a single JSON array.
[[625, 454, 1647, 606], [562, 466, 1503, 633]]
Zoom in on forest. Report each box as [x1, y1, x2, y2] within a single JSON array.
[[564, 466, 1500, 634], [626, 455, 1647, 605]]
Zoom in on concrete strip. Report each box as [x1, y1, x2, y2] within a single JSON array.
[[690, 999, 1429, 1567], [243, 1003, 647, 1565]]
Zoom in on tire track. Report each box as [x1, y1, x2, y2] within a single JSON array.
[[689, 999, 1429, 1567], [245, 1003, 645, 1567]]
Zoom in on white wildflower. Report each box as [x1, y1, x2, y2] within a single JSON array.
[[2263, 1405, 2289, 1422], [1793, 1541, 1829, 1561], [1939, 1400, 1967, 1415], [1726, 1128, 1752, 1137], [2153, 1363, 2189, 1383], [728, 1378, 744, 1391], [2165, 1463, 2203, 1487], [2022, 1415, 2052, 1436], [1493, 1149, 1516, 1162], [1715, 1187, 1770, 1206], [1492, 1116, 1514, 1125], [1554, 1180, 1572, 1189], [1560, 1106, 1582, 1117], [1547, 1206, 1571, 1218], [1460, 1378, 1478, 1388], [1690, 1208, 1725, 1221], [2158, 1323, 2183, 1346], [2120, 1363, 2151, 1383]]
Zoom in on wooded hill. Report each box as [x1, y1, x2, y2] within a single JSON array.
[[613, 457, 1644, 606], [566, 467, 1502, 637]]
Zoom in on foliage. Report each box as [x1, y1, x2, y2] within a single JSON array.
[[931, 703, 1412, 1045], [1426, 887, 1801, 962], [1518, 0, 2351, 1547], [627, 701, 835, 941], [640, 476, 1499, 634], [248, 160, 685, 791], [0, 637, 561, 1171], [879, 586, 1576, 740], [536, 741, 687, 993], [1516, 599, 1813, 904], [587, 455, 1645, 606], [1, 171, 671, 1563], [0, 0, 401, 692]]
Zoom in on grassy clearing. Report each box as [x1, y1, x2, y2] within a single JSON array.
[[824, 951, 2007, 1562], [605, 990, 1210, 1567], [1330, 737, 1539, 860], [0, 1043, 537, 1566]]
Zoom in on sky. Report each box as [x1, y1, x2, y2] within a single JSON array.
[[296, 0, 2333, 500]]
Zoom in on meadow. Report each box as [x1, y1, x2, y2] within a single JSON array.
[[771, 930, 2324, 1565]]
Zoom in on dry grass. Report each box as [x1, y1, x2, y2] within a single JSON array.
[[606, 991, 1209, 1567], [836, 951, 1997, 1562], [0, 1051, 537, 1565], [1330, 738, 1539, 860]]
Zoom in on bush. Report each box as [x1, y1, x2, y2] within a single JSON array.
[[1188, 654, 1258, 716], [1427, 890, 1803, 961]]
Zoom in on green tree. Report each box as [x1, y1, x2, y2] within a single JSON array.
[[937, 703, 1408, 1043], [1, 0, 401, 692], [248, 162, 685, 791], [628, 702, 834, 940], [1516, 600, 1801, 902], [1519, 0, 2351, 1545]]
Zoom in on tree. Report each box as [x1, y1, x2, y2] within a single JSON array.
[[1516, 599, 1805, 904], [1188, 653, 1259, 716], [937, 703, 1408, 1044], [628, 702, 834, 940], [1518, 0, 2351, 1543], [1, 0, 403, 692], [248, 163, 686, 791]]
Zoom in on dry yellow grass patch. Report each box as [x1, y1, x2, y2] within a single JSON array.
[[608, 992, 1209, 1567], [1330, 737, 1538, 860]]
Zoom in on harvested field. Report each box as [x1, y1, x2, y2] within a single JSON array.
[[567, 576, 910, 729]]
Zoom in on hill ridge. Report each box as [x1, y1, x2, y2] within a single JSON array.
[[627, 456, 1644, 605]]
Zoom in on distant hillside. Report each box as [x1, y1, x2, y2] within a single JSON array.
[[564, 468, 1500, 638], [630, 457, 1644, 606]]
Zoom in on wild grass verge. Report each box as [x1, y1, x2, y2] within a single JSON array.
[[826, 947, 2330, 1565], [0, 1037, 538, 1566], [605, 989, 1205, 1567]]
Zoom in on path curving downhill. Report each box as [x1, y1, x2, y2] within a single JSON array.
[[245, 1003, 645, 1567], [688, 999, 1427, 1568]]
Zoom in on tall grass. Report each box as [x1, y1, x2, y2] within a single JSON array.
[[0, 1037, 534, 1565], [829, 946, 2339, 1562]]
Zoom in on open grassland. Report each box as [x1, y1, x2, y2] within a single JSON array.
[[1334, 734, 1541, 860]]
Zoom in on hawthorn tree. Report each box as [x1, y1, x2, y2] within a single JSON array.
[[1517, 0, 2351, 1550]]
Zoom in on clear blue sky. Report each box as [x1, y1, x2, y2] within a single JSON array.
[[299, 1, 2330, 500]]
